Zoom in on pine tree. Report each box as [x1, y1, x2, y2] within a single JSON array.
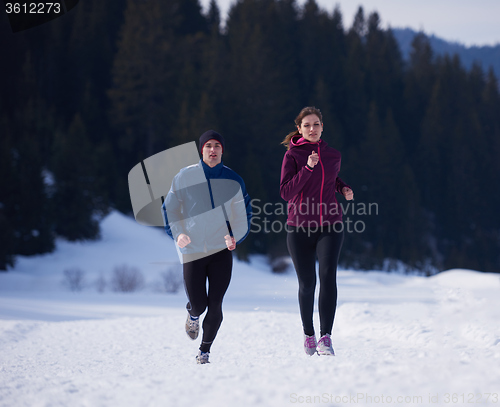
[[175, 0, 208, 36], [223, 0, 299, 176], [480, 69, 500, 271], [382, 108, 425, 266], [365, 12, 404, 126], [9, 51, 55, 256], [108, 0, 211, 211], [403, 33, 436, 153], [0, 112, 16, 270], [109, 0, 192, 156], [342, 6, 368, 148], [351, 6, 367, 37], [51, 114, 100, 240], [108, 0, 187, 210], [193, 0, 224, 136], [353, 102, 425, 267], [207, 0, 221, 32]]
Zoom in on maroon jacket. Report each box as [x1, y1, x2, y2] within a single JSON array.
[[280, 136, 350, 227]]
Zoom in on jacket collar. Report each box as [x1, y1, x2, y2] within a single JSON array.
[[290, 135, 326, 149], [200, 159, 224, 177]]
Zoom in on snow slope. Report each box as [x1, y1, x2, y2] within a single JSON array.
[[1, 211, 499, 407]]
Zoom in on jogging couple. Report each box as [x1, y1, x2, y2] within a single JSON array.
[[162, 107, 354, 364]]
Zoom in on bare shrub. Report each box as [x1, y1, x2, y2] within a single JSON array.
[[161, 266, 183, 293], [62, 267, 86, 291], [94, 273, 107, 293], [270, 256, 291, 274], [110, 265, 144, 292]]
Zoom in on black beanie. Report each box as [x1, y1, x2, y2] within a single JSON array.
[[199, 130, 225, 154]]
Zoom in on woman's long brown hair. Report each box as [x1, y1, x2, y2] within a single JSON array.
[[281, 106, 323, 150]]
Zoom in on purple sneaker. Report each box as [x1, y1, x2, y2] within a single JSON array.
[[304, 334, 317, 356], [317, 334, 335, 356]]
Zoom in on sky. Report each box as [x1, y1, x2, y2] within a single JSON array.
[[200, 0, 500, 47]]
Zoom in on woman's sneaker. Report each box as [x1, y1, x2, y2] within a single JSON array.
[[196, 351, 210, 364], [316, 334, 335, 356], [185, 313, 199, 340], [304, 334, 317, 356]]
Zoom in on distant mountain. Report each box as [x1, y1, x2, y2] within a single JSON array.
[[392, 28, 500, 79]]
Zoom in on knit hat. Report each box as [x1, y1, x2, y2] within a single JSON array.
[[199, 130, 225, 154]]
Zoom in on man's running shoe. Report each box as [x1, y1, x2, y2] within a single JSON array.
[[316, 334, 335, 356], [196, 351, 210, 364], [304, 334, 317, 356], [185, 313, 199, 340]]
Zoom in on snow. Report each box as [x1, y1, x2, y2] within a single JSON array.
[[1, 211, 500, 407]]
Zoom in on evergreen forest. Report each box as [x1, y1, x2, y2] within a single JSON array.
[[1, 0, 499, 273]]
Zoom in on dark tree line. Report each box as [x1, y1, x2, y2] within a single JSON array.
[[1, 0, 499, 273]]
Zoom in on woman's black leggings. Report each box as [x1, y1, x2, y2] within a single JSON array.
[[287, 226, 344, 337], [183, 249, 233, 353]]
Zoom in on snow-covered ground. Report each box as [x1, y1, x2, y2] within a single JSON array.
[[1, 211, 499, 407]]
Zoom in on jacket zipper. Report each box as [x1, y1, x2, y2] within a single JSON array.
[[317, 145, 325, 225], [298, 191, 303, 221]]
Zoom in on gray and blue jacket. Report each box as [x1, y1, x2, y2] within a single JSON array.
[[162, 159, 252, 255]]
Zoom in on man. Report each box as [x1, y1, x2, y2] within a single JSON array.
[[162, 130, 252, 364]]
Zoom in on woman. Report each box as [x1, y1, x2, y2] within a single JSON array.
[[280, 107, 354, 356]]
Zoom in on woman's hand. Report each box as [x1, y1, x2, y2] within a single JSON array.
[[342, 187, 354, 200], [176, 233, 191, 248], [307, 151, 319, 168], [224, 235, 236, 251]]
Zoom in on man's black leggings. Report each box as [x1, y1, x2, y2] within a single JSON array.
[[183, 249, 232, 353], [287, 226, 344, 337]]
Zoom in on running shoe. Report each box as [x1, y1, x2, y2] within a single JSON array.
[[304, 334, 318, 356], [185, 313, 199, 340], [316, 334, 335, 356], [196, 351, 210, 364]]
